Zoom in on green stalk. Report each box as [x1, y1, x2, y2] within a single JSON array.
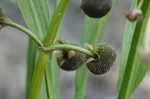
[[16, 1, 51, 99], [44, 44, 93, 56], [117, 0, 137, 93], [44, 1, 61, 99], [44, 54, 60, 99], [2, 19, 43, 47], [44, 0, 69, 46], [29, 0, 69, 99], [2, 20, 92, 57], [26, 41, 37, 99], [118, 0, 150, 99]]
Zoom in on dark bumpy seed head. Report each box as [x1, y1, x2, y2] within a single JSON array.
[[87, 44, 116, 75], [57, 50, 86, 71], [80, 0, 112, 18]]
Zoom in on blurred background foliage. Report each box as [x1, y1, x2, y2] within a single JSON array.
[[0, 0, 150, 99]]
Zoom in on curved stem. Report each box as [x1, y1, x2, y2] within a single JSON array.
[[43, 44, 94, 56], [1, 19, 94, 57], [2, 19, 44, 47]]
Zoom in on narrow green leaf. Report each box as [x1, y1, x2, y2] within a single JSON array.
[[44, 0, 61, 99], [28, 0, 70, 99], [118, 0, 150, 98], [128, 12, 150, 94], [16, 1, 51, 99], [80, 17, 108, 45], [45, 55, 60, 99], [41, 79, 48, 99], [44, 0, 69, 46], [17, 0, 51, 38], [118, 0, 138, 90], [26, 41, 37, 98]]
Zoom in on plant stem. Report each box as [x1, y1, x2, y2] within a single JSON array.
[[43, 44, 93, 56], [2, 19, 44, 47], [29, 0, 69, 99], [29, 52, 49, 99], [1, 18, 92, 57], [118, 0, 150, 98], [137, 0, 143, 9], [43, 0, 69, 46], [26, 41, 37, 99]]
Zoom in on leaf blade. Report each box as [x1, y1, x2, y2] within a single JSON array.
[[16, 0, 52, 99], [118, 0, 150, 98]]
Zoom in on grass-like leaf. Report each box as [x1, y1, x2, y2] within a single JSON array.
[[17, 0, 50, 38], [17, 0, 63, 99], [26, 0, 69, 99], [118, 0, 150, 98], [44, 0, 61, 99], [16, 0, 51, 99], [118, 0, 138, 93], [45, 54, 60, 99]]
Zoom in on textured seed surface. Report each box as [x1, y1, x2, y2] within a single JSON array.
[[87, 45, 116, 75], [57, 51, 86, 71], [60, 55, 85, 71], [81, 0, 112, 18]]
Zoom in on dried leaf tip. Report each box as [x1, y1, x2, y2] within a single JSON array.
[[125, 9, 143, 22], [0, 8, 6, 29]]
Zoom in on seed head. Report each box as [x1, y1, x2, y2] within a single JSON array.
[[87, 44, 116, 75], [80, 0, 112, 18], [57, 50, 86, 71]]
